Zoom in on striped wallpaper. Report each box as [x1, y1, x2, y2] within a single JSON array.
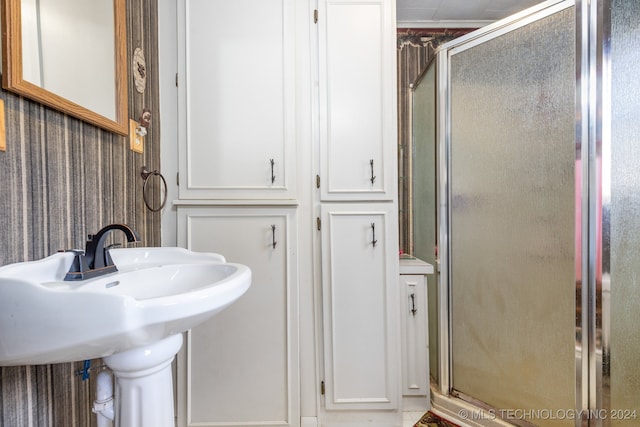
[[0, 1, 160, 425]]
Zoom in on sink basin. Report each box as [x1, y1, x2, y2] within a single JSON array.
[[0, 247, 251, 366]]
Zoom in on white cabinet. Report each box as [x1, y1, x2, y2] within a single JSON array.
[[320, 203, 400, 412], [177, 0, 297, 200], [316, 0, 399, 424], [171, 0, 398, 425], [399, 258, 434, 412], [173, 0, 309, 425], [317, 0, 397, 201], [176, 207, 299, 427]]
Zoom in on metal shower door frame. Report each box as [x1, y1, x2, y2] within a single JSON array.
[[434, 1, 606, 426]]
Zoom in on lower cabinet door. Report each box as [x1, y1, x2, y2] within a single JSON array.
[[176, 206, 299, 427], [320, 203, 400, 412], [400, 273, 429, 398]]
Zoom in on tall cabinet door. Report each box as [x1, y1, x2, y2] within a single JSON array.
[[177, 0, 296, 200], [317, 0, 396, 201], [320, 203, 400, 411], [176, 207, 299, 427]]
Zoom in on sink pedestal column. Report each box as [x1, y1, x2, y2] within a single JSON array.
[[103, 334, 183, 427]]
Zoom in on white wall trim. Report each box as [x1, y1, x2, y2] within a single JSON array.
[[158, 0, 179, 247]]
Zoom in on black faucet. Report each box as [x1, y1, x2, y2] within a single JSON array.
[[64, 224, 140, 281]]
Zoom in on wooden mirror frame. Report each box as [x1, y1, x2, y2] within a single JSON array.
[[1, 0, 128, 135]]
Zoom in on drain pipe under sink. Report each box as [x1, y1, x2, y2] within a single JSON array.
[[93, 370, 115, 427]]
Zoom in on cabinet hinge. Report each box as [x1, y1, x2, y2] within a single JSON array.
[[316, 217, 321, 231], [314, 9, 318, 23], [316, 174, 320, 189], [175, 73, 178, 87], [321, 380, 325, 395]]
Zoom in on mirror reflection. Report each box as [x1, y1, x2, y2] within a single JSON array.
[[21, 0, 116, 120], [1, 0, 128, 135]]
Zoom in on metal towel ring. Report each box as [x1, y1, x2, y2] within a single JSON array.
[[140, 166, 167, 212]]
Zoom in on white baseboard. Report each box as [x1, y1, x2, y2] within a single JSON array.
[[301, 416, 318, 427]]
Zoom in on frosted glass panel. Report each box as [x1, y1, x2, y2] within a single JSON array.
[[449, 8, 576, 426], [413, 63, 437, 268], [412, 62, 439, 382], [609, 0, 640, 424]]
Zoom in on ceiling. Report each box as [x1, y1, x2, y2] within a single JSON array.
[[396, 0, 544, 28]]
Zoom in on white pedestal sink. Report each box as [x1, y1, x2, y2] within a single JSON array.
[[0, 247, 251, 427], [104, 334, 183, 427]]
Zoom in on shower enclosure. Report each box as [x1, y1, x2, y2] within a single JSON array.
[[416, 0, 640, 425], [410, 58, 439, 384]]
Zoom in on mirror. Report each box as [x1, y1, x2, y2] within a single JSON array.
[[1, 0, 128, 135]]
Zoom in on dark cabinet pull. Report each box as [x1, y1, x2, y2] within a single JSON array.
[[370, 159, 376, 184], [271, 224, 277, 249], [270, 159, 276, 184], [371, 222, 378, 247], [410, 293, 417, 316]]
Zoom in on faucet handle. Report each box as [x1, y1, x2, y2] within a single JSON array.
[[63, 249, 91, 281]]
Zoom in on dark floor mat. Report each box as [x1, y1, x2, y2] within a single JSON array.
[[414, 411, 461, 427]]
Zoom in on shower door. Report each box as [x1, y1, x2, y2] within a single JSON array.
[[607, 0, 640, 424], [443, 3, 577, 426]]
